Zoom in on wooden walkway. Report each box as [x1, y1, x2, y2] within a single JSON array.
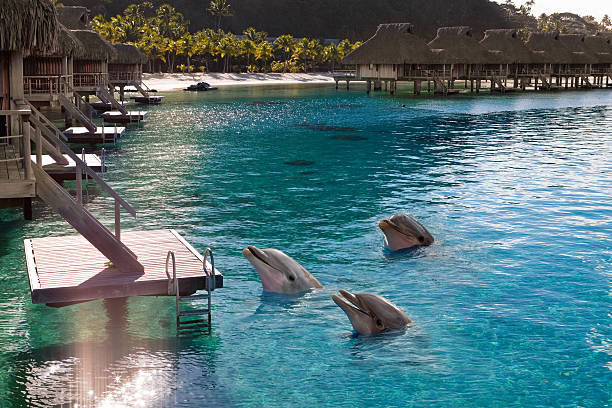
[[63, 126, 126, 144], [25, 229, 223, 306], [102, 110, 147, 124], [31, 153, 104, 182]]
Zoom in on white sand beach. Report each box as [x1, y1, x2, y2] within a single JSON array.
[[142, 72, 337, 91]]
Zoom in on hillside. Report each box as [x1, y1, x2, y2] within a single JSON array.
[[60, 0, 513, 40]]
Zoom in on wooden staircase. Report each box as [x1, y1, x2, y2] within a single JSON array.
[[97, 86, 128, 115], [492, 76, 506, 92], [58, 94, 97, 133], [133, 82, 150, 98], [22, 101, 144, 273], [432, 73, 448, 95]]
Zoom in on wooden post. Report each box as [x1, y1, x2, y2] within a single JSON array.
[[366, 80, 371, 94], [76, 163, 82, 202], [23, 198, 32, 221], [470, 80, 474, 92], [36, 127, 42, 168], [23, 122, 32, 180], [414, 80, 421, 95], [115, 199, 121, 240]]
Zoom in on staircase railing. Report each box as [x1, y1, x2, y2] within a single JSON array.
[[24, 100, 137, 234]]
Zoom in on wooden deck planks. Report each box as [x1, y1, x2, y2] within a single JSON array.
[[26, 229, 222, 305]]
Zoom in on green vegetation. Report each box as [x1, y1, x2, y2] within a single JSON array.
[[500, 1, 612, 38], [91, 2, 361, 73]]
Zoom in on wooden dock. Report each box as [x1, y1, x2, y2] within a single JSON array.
[[25, 229, 223, 306], [90, 101, 131, 112], [102, 110, 147, 124], [63, 126, 126, 144], [31, 154, 104, 182]]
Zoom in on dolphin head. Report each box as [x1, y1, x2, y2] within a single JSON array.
[[379, 213, 434, 251], [242, 246, 323, 293], [332, 290, 412, 335]]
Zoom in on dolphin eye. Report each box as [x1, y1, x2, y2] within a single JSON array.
[[418, 236, 425, 243], [376, 319, 383, 328], [288, 275, 295, 281]]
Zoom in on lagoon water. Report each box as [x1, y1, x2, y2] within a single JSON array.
[[1, 85, 611, 407]]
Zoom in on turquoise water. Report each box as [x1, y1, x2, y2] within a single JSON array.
[[1, 85, 611, 407]]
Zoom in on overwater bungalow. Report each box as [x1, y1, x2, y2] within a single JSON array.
[[479, 29, 535, 89], [524, 32, 577, 89], [584, 34, 612, 86], [558, 34, 599, 87], [108, 43, 163, 105], [427, 26, 509, 91], [341, 23, 454, 94]]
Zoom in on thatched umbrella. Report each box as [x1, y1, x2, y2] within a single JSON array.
[[71, 30, 118, 61], [584, 35, 612, 64], [428, 27, 503, 64], [525, 32, 572, 64], [558, 34, 598, 65], [0, 0, 58, 54], [111, 44, 148, 65], [56, 6, 90, 30], [342, 23, 446, 65], [480, 29, 534, 64]]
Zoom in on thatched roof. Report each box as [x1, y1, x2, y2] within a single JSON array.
[[525, 32, 573, 64], [45, 24, 85, 57], [0, 0, 58, 53], [428, 26, 503, 64], [558, 34, 598, 64], [110, 44, 148, 64], [480, 29, 534, 64], [584, 35, 612, 64], [342, 23, 445, 65], [71, 30, 117, 61], [56, 6, 90, 30]]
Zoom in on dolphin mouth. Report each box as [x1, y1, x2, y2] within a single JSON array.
[[379, 219, 425, 244], [332, 289, 369, 317], [244, 246, 282, 272], [379, 219, 407, 235]]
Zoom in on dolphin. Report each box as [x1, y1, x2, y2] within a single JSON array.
[[379, 213, 434, 251], [242, 246, 323, 293], [332, 290, 412, 335]]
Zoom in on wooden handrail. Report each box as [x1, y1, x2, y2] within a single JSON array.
[[22, 100, 136, 217]]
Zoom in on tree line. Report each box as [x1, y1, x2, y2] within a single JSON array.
[[91, 2, 362, 73]]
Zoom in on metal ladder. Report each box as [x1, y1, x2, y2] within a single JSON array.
[[166, 248, 216, 335]]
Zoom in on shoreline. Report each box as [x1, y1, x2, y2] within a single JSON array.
[[142, 72, 336, 91]]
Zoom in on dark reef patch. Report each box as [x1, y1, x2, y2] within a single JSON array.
[[294, 123, 356, 132], [285, 160, 315, 166], [331, 135, 368, 141]]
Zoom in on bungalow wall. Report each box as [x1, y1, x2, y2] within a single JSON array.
[[108, 63, 142, 83], [73, 59, 108, 89], [357, 64, 399, 80]]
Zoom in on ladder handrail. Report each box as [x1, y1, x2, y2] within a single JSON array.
[[203, 247, 215, 291]]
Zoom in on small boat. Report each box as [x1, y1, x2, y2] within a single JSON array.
[[185, 82, 218, 92]]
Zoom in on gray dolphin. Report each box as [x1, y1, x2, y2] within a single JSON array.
[[379, 213, 434, 251], [332, 290, 412, 335], [242, 246, 323, 293]]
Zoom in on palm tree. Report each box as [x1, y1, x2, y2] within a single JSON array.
[[255, 41, 274, 71], [241, 39, 257, 71], [208, 0, 233, 29], [273, 35, 296, 72], [323, 43, 341, 71]]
